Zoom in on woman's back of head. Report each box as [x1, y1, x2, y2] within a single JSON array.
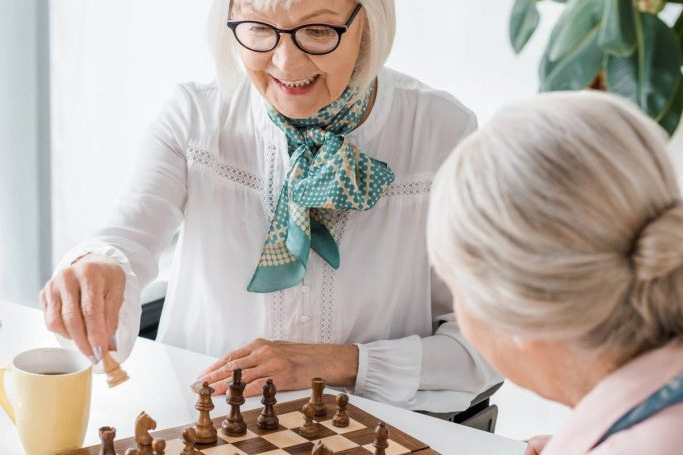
[[428, 90, 683, 365]]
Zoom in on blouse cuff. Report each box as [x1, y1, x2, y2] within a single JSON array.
[[353, 335, 423, 406], [53, 243, 142, 372]]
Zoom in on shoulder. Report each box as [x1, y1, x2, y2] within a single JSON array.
[[380, 67, 477, 136], [372, 68, 477, 171], [148, 78, 252, 151]]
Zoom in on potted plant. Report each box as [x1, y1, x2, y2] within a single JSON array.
[[510, 0, 683, 134]]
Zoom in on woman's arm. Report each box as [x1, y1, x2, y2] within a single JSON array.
[[353, 271, 502, 412], [47, 85, 192, 363]]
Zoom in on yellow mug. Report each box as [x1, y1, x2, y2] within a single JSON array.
[[0, 347, 92, 455]]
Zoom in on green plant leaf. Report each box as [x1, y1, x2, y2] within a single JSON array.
[[606, 14, 683, 122], [658, 78, 683, 135], [510, 0, 541, 53], [598, 0, 637, 57], [548, 0, 605, 62], [539, 0, 605, 91]]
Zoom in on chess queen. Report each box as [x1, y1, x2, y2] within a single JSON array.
[[40, 0, 500, 412]]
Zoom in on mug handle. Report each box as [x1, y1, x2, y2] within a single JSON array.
[[0, 364, 15, 423]]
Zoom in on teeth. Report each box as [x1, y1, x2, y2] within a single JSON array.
[[279, 75, 317, 88]]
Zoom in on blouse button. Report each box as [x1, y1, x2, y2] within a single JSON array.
[[301, 285, 310, 294], [300, 315, 312, 323]]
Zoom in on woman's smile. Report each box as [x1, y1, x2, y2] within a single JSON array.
[[270, 73, 321, 96]]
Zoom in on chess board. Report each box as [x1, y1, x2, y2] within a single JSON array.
[[59, 394, 440, 455]]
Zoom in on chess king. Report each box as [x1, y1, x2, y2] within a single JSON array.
[[40, 0, 500, 413]]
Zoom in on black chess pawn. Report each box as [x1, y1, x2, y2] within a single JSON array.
[[257, 379, 279, 430], [194, 381, 217, 443], [222, 369, 247, 436], [332, 393, 350, 427], [373, 421, 389, 455], [98, 426, 117, 455], [299, 402, 318, 438]]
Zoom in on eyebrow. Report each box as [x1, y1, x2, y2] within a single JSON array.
[[296, 9, 344, 22]]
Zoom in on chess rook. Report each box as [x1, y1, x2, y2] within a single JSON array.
[[310, 377, 327, 417], [333, 393, 350, 427], [222, 369, 247, 436], [98, 426, 117, 455], [193, 381, 217, 443], [257, 379, 279, 430]]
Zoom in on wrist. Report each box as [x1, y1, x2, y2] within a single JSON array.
[[326, 344, 358, 388]]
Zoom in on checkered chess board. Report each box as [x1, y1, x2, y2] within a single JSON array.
[[62, 394, 440, 455]]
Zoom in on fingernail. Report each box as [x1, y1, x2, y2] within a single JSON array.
[[93, 346, 103, 363], [190, 380, 203, 392], [87, 355, 99, 365], [110, 336, 118, 352]]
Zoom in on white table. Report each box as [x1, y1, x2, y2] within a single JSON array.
[[0, 301, 525, 455]]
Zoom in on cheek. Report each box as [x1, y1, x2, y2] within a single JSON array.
[[240, 50, 271, 92]]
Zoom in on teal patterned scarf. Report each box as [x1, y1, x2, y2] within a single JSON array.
[[248, 82, 394, 293]]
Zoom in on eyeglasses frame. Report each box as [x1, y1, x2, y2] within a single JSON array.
[[226, 3, 363, 55]]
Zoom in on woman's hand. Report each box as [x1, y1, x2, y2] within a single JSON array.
[[39, 253, 126, 362], [525, 435, 552, 455], [195, 339, 359, 396]]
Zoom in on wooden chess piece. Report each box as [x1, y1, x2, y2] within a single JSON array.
[[221, 368, 247, 436], [134, 411, 157, 455], [332, 393, 350, 428], [181, 427, 201, 455], [102, 351, 129, 388], [299, 402, 318, 438], [311, 440, 333, 455], [373, 421, 389, 455], [152, 439, 166, 455], [310, 377, 327, 417], [99, 426, 117, 455], [123, 449, 139, 455], [193, 381, 217, 443], [257, 378, 279, 430]]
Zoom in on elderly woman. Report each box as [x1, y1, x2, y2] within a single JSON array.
[[39, 0, 499, 410], [428, 91, 683, 454]]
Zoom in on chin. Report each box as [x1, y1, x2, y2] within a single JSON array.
[[273, 100, 325, 119]]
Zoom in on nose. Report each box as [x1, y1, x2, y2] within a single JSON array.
[[271, 33, 309, 72]]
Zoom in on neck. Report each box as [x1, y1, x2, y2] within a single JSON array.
[[357, 78, 378, 128], [552, 349, 620, 408]]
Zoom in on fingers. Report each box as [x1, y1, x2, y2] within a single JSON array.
[[243, 377, 268, 397], [201, 353, 232, 377], [59, 270, 94, 358], [208, 381, 228, 396], [41, 284, 68, 338], [79, 271, 108, 360], [103, 281, 124, 351]]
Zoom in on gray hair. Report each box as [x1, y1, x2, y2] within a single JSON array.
[[207, 0, 395, 99], [428, 90, 683, 364]]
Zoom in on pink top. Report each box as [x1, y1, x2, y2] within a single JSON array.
[[543, 342, 683, 455]]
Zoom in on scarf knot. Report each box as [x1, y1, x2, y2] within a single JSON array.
[[248, 82, 395, 293]]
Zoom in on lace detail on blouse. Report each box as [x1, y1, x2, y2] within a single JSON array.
[[187, 147, 264, 193], [383, 180, 432, 198], [320, 209, 351, 344]]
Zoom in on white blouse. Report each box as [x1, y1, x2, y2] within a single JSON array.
[[56, 67, 501, 413]]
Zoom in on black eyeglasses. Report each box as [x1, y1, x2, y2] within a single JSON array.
[[227, 3, 363, 55]]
